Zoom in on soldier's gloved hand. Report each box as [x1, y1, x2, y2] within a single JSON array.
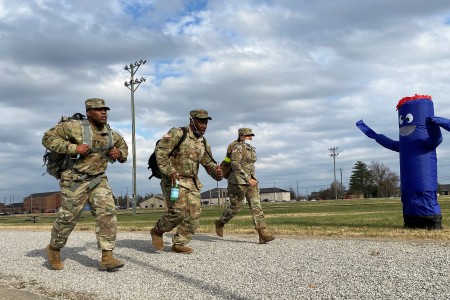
[[76, 144, 90, 156], [356, 120, 378, 139]]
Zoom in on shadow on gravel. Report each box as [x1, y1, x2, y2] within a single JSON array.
[[193, 234, 258, 245], [115, 232, 256, 253], [117, 238, 157, 253], [27, 246, 99, 269], [119, 251, 249, 300]]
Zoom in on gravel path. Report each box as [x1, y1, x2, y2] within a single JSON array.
[[0, 230, 449, 299]]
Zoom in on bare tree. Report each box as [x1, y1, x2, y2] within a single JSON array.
[[369, 161, 399, 197]]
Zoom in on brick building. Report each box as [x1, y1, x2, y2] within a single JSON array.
[[23, 191, 62, 213]]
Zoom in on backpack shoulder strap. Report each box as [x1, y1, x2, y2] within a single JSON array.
[[202, 136, 216, 164], [106, 124, 113, 149], [81, 120, 91, 146], [169, 126, 188, 156]]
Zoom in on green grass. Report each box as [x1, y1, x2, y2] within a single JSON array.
[[2, 196, 450, 240]]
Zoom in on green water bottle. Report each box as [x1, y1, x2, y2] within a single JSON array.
[[170, 180, 180, 201]]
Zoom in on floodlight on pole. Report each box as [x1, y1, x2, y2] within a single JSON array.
[[124, 59, 147, 216], [328, 147, 339, 200]]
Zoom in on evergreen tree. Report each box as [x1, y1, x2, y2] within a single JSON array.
[[349, 161, 373, 197]]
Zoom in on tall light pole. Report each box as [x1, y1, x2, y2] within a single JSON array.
[[124, 59, 147, 216], [329, 147, 339, 200]]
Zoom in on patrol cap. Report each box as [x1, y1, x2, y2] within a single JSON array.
[[190, 109, 212, 120], [85, 98, 110, 110], [238, 128, 255, 136]]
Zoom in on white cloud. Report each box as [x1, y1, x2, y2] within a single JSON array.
[[2, 0, 450, 202]]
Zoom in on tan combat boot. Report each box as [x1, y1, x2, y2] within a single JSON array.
[[99, 250, 124, 272], [171, 244, 193, 254], [215, 219, 225, 237], [46, 244, 64, 270], [258, 229, 275, 244], [150, 227, 164, 251]]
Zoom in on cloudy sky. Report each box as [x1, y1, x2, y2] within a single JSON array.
[[2, 0, 450, 204]]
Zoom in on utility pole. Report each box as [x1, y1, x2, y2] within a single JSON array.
[[329, 147, 339, 200], [339, 168, 343, 199], [124, 59, 146, 216], [273, 181, 276, 202]]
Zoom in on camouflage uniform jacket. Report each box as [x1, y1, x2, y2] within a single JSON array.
[[228, 142, 257, 185], [42, 120, 128, 176], [156, 126, 221, 190]]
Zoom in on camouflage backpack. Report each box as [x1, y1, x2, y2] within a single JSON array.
[[220, 140, 242, 179], [42, 113, 113, 179]]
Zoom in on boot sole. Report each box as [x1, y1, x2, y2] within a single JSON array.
[[171, 246, 193, 254], [259, 237, 276, 244], [215, 229, 224, 237], [99, 263, 125, 272]]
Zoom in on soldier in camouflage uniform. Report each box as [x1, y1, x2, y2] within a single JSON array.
[[150, 109, 223, 254], [215, 128, 275, 244], [42, 98, 128, 271]]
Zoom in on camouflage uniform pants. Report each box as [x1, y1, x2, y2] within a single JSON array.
[[50, 171, 117, 250], [155, 177, 201, 245], [219, 183, 266, 230]]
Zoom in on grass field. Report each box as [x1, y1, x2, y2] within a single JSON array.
[[1, 196, 450, 241]]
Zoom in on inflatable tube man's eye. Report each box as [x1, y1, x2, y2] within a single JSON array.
[[399, 115, 404, 125], [405, 113, 413, 123]]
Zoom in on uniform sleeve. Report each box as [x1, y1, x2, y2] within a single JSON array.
[[42, 122, 78, 155], [201, 140, 222, 181], [112, 131, 128, 163], [230, 143, 251, 183], [155, 127, 184, 176]]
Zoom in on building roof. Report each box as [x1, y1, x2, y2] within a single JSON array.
[[200, 188, 227, 199], [24, 191, 60, 199], [201, 187, 289, 199], [260, 187, 290, 194]]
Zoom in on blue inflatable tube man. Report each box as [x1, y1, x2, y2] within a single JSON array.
[[356, 94, 445, 229]]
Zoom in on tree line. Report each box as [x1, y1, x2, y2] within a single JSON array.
[[311, 161, 400, 200]]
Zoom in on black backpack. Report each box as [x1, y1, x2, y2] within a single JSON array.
[[148, 127, 188, 180]]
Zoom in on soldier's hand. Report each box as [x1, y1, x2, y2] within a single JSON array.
[[108, 147, 121, 160], [248, 178, 258, 187], [170, 172, 180, 186], [215, 164, 223, 179], [76, 144, 90, 156]]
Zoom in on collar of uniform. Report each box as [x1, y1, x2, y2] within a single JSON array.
[[187, 125, 204, 141], [89, 122, 109, 134]]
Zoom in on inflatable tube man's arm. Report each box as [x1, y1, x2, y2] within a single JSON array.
[[424, 117, 443, 147], [356, 120, 399, 152], [427, 116, 450, 131]]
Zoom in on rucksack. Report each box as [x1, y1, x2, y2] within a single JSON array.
[[42, 113, 113, 179], [148, 127, 188, 180], [220, 140, 241, 179]]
